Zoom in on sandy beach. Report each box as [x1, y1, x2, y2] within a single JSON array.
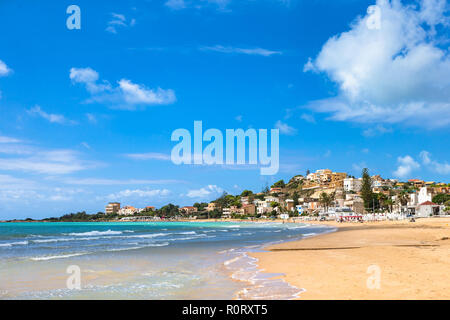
[[252, 218, 450, 300]]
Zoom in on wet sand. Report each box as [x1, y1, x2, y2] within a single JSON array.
[[251, 218, 450, 300]]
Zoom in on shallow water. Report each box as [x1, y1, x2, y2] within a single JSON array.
[[0, 221, 334, 299]]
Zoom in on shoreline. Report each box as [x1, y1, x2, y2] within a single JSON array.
[[250, 217, 450, 299], [226, 222, 335, 300]]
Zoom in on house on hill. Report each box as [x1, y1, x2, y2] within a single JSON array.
[[180, 206, 198, 215]]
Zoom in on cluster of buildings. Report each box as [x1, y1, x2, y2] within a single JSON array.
[[104, 202, 155, 216], [404, 182, 450, 217], [306, 169, 348, 188], [104, 170, 449, 220], [212, 170, 449, 218]]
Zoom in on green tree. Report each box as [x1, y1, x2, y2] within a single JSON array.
[[319, 192, 334, 212], [157, 204, 179, 217], [292, 191, 299, 207], [193, 202, 208, 211], [397, 191, 409, 206], [361, 168, 374, 212], [241, 190, 254, 197], [271, 180, 285, 188], [432, 194, 450, 204]]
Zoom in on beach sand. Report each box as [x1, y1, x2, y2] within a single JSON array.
[[251, 217, 450, 300]]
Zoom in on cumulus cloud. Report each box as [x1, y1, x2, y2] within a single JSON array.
[[70, 67, 176, 109], [304, 0, 450, 128], [201, 45, 282, 56], [186, 185, 223, 198], [420, 150, 450, 174], [0, 60, 12, 77], [275, 120, 297, 135], [393, 155, 420, 178], [118, 79, 176, 105], [70, 67, 111, 93]]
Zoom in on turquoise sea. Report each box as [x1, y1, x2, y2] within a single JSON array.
[[0, 221, 334, 299]]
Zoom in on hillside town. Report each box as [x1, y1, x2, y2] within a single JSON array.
[[104, 168, 450, 222]]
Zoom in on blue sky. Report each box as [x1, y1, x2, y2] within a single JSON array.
[[0, 0, 449, 219]]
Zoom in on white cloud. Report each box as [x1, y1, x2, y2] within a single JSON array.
[[275, 120, 297, 135], [118, 79, 176, 105], [0, 144, 33, 155], [0, 176, 84, 203], [0, 158, 87, 175], [70, 67, 111, 93], [166, 0, 231, 11], [62, 178, 181, 185], [86, 113, 97, 124], [0, 145, 95, 175], [186, 185, 223, 198], [0, 60, 12, 77], [103, 188, 171, 201], [393, 155, 420, 178], [106, 13, 135, 34], [0, 174, 37, 190], [201, 45, 282, 56], [419, 0, 448, 30], [0, 59, 12, 99], [81, 142, 91, 150], [125, 152, 171, 161], [300, 113, 316, 124], [420, 151, 450, 174], [0, 135, 21, 143], [28, 106, 76, 125], [362, 124, 393, 137], [304, 0, 450, 128], [70, 67, 176, 109], [165, 0, 187, 10]]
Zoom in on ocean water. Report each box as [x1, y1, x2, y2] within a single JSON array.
[[0, 221, 334, 299]]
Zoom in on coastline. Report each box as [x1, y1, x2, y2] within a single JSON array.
[[225, 221, 336, 300], [250, 217, 450, 299], [0, 220, 323, 299]]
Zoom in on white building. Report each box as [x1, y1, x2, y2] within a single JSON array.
[[285, 199, 295, 212], [254, 200, 272, 214], [118, 206, 137, 215], [408, 192, 419, 206], [264, 196, 279, 203], [416, 201, 440, 217], [222, 207, 232, 218], [418, 187, 435, 204], [344, 178, 363, 192]]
